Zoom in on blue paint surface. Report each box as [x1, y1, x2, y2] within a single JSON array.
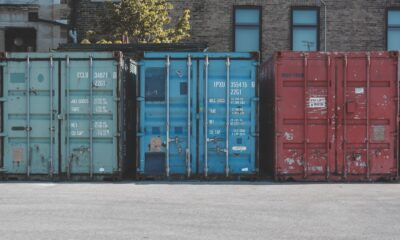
[[138, 52, 258, 177]]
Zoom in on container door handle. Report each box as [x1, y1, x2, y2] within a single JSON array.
[[204, 56, 209, 177], [65, 56, 71, 178], [397, 53, 400, 179], [26, 56, 31, 177], [225, 57, 231, 177], [250, 97, 259, 137], [49, 56, 54, 177], [89, 56, 94, 179]]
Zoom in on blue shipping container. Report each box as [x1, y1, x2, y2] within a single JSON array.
[[138, 52, 258, 178]]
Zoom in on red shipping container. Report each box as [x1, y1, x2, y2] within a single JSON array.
[[260, 51, 400, 181]]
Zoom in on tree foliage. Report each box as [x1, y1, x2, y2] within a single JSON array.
[[93, 0, 191, 44]]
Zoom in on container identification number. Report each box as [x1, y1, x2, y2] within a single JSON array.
[[76, 72, 112, 79]]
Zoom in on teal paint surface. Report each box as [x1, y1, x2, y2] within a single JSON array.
[[1, 52, 124, 177]]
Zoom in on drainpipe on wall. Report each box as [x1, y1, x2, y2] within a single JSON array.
[[320, 0, 327, 52]]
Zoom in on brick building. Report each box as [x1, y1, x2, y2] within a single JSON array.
[[72, 0, 400, 59], [0, 0, 71, 52]]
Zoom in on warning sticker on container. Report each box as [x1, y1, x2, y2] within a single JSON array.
[[373, 126, 385, 141], [232, 146, 247, 151], [309, 97, 326, 108], [241, 168, 249, 172], [355, 88, 364, 94]]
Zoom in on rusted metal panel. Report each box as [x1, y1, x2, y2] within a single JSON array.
[[261, 51, 399, 181]]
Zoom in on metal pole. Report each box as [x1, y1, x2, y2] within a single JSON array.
[[166, 56, 170, 177], [320, 0, 327, 52], [225, 57, 231, 177], [204, 55, 209, 177], [186, 55, 192, 177]]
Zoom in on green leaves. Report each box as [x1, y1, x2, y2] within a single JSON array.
[[97, 0, 191, 43]]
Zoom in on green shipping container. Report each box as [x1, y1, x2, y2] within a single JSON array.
[[0, 52, 136, 180]]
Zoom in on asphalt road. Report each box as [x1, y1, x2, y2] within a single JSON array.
[[0, 182, 399, 240]]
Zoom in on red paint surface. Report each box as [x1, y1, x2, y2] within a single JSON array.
[[261, 51, 399, 181]]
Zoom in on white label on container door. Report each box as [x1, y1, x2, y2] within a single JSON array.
[[241, 168, 249, 172], [355, 88, 364, 94], [99, 168, 105, 172], [309, 97, 326, 108], [232, 146, 247, 151]]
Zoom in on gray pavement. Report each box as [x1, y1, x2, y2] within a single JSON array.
[[0, 182, 399, 240]]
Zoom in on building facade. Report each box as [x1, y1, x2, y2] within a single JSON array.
[[72, 0, 400, 59], [0, 0, 70, 52]]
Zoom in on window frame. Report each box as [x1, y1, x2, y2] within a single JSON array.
[[291, 6, 320, 51], [386, 7, 400, 50], [233, 5, 262, 52]]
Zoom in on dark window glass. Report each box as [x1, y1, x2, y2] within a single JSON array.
[[180, 82, 188, 95], [234, 7, 261, 52], [5, 27, 37, 52], [145, 68, 165, 101], [292, 9, 319, 51], [387, 10, 400, 50]]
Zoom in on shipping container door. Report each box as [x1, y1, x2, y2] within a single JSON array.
[[138, 56, 197, 177], [198, 56, 257, 176], [3, 56, 59, 176], [60, 56, 119, 177], [275, 54, 334, 179], [336, 54, 398, 179]]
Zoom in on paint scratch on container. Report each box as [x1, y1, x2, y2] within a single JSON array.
[[12, 147, 24, 163], [284, 132, 293, 141], [309, 165, 323, 172], [285, 158, 295, 165]]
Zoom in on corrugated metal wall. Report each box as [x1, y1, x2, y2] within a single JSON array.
[[138, 52, 258, 179], [0, 52, 134, 180]]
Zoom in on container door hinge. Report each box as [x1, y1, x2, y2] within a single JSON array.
[[115, 133, 121, 137], [57, 114, 64, 120], [114, 97, 120, 102], [137, 96, 145, 102], [0, 132, 7, 137], [0, 97, 7, 102]]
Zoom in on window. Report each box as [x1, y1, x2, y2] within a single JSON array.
[[387, 9, 400, 50], [145, 68, 165, 101], [5, 28, 37, 52], [234, 7, 261, 52], [291, 8, 319, 51]]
